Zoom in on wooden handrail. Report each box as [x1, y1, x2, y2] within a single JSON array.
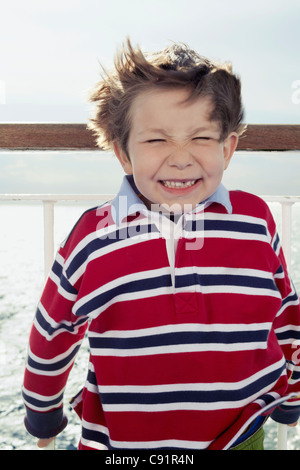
[[0, 123, 300, 151]]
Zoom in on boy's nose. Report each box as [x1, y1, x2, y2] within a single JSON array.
[[167, 148, 193, 169]]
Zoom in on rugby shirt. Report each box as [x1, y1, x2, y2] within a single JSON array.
[[23, 175, 300, 450]]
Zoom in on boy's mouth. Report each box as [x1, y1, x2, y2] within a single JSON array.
[[160, 179, 200, 188]]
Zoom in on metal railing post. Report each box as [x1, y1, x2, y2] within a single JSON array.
[[43, 200, 55, 279], [281, 201, 294, 271]]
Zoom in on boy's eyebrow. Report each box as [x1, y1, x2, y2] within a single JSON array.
[[138, 126, 216, 138], [137, 128, 171, 137]]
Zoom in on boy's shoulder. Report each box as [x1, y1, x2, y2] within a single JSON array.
[[62, 200, 114, 250], [228, 189, 272, 219]]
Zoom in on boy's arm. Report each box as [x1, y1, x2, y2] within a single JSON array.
[[270, 237, 300, 425], [22, 249, 88, 439]]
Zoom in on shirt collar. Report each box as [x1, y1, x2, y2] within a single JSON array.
[[111, 175, 232, 225]]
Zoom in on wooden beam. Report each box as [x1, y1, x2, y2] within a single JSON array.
[[0, 123, 300, 151], [237, 125, 300, 151], [0, 124, 96, 150]]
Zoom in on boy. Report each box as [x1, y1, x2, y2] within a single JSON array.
[[23, 39, 300, 450]]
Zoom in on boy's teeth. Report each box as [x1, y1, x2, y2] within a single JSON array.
[[162, 180, 197, 188]]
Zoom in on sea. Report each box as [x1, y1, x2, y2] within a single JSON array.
[[1, 200, 300, 451]]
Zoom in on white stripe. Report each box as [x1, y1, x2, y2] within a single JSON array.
[[82, 418, 109, 436], [280, 399, 300, 407], [86, 381, 98, 394], [275, 324, 300, 334], [80, 419, 109, 450], [73, 262, 281, 320], [81, 395, 211, 449], [276, 288, 299, 319], [22, 396, 63, 412], [67, 220, 160, 284], [89, 322, 274, 356], [90, 342, 267, 357], [98, 358, 285, 395], [34, 302, 87, 341], [49, 269, 77, 302], [176, 284, 281, 298], [80, 286, 171, 320], [38, 301, 73, 329], [80, 437, 108, 450], [22, 401, 63, 412], [66, 210, 272, 284], [203, 211, 269, 228], [102, 372, 286, 413], [27, 339, 82, 365], [89, 321, 272, 338], [274, 271, 285, 279], [26, 359, 76, 377], [192, 230, 269, 243], [72, 267, 171, 317], [22, 385, 65, 402], [177, 266, 275, 279], [109, 437, 211, 450]]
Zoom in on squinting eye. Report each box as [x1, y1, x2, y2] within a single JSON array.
[[147, 139, 166, 143], [192, 137, 210, 141]]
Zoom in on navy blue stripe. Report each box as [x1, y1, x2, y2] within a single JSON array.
[[275, 265, 284, 276], [100, 366, 284, 406], [66, 223, 159, 278], [27, 344, 81, 372], [81, 426, 111, 449], [52, 260, 78, 295], [281, 290, 299, 309], [87, 368, 98, 386], [36, 307, 87, 336], [175, 273, 277, 291], [22, 389, 63, 409], [256, 392, 277, 407], [273, 233, 280, 252], [186, 219, 268, 236], [276, 329, 300, 342], [76, 274, 172, 317], [290, 370, 300, 381], [89, 329, 269, 350]]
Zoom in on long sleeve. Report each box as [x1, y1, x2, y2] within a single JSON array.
[[22, 247, 89, 438], [270, 229, 300, 424]]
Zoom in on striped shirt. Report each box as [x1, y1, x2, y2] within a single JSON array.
[[23, 176, 300, 450]]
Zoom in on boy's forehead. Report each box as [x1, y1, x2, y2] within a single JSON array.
[[131, 87, 213, 110], [129, 88, 220, 135]]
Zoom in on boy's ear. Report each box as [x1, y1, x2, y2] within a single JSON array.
[[223, 132, 238, 170], [113, 142, 133, 174]]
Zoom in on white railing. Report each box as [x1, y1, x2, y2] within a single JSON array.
[[0, 193, 299, 276], [0, 194, 113, 278], [1, 192, 300, 450]]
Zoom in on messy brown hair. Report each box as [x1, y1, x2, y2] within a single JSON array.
[[88, 38, 245, 154]]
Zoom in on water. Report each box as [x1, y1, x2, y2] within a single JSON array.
[[1, 201, 300, 450]]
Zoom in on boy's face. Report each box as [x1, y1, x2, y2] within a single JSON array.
[[114, 88, 238, 213]]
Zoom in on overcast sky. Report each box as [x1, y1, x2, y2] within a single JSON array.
[[0, 0, 299, 195]]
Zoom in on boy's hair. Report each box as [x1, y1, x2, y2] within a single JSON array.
[[89, 38, 245, 154]]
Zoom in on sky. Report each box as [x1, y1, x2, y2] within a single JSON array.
[[0, 0, 300, 195]]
